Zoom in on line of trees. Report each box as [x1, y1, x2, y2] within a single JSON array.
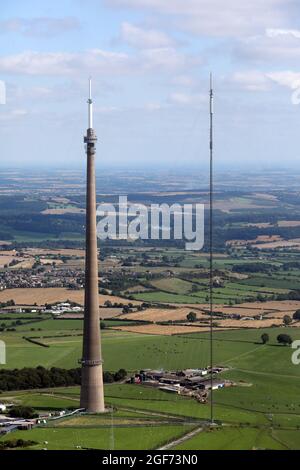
[[0, 439, 38, 450], [0, 366, 127, 391], [261, 333, 293, 346]]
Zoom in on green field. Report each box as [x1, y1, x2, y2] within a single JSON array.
[[150, 278, 194, 294], [132, 275, 290, 304], [1, 323, 300, 448], [175, 427, 289, 450], [0, 424, 189, 450], [1, 296, 300, 449]]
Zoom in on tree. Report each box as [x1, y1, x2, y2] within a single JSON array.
[[283, 315, 292, 326], [103, 371, 114, 383], [114, 369, 127, 381], [257, 293, 266, 302], [9, 406, 37, 419], [261, 333, 269, 344], [277, 334, 292, 346], [293, 310, 300, 321], [187, 311, 197, 322]]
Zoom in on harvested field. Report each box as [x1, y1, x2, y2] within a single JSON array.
[[51, 197, 71, 204], [0, 255, 14, 267], [264, 310, 299, 319], [256, 235, 282, 242], [246, 221, 300, 229], [214, 318, 285, 328], [122, 307, 208, 322], [0, 288, 141, 307], [10, 258, 35, 269], [213, 200, 273, 212], [254, 238, 300, 249], [277, 220, 300, 227], [59, 308, 123, 319], [0, 250, 17, 256], [168, 303, 271, 316], [40, 258, 64, 265], [121, 306, 298, 329], [228, 235, 282, 247], [42, 207, 85, 215], [238, 300, 300, 311], [253, 192, 278, 201], [169, 300, 300, 317], [214, 306, 275, 316], [0, 241, 12, 246], [246, 223, 271, 228], [111, 324, 211, 336]]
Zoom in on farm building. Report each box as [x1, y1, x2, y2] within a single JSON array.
[[130, 368, 230, 400]]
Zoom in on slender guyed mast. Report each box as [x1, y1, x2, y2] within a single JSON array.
[[209, 73, 214, 424]]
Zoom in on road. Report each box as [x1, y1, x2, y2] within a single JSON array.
[[157, 425, 203, 450]]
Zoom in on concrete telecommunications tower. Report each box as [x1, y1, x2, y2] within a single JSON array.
[[80, 79, 105, 412]]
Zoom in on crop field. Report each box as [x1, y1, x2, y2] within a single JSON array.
[[122, 307, 200, 322], [0, 288, 141, 307]]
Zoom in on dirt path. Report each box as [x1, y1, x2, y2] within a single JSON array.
[[157, 425, 203, 450]]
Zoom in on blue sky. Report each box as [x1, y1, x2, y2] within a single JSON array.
[[1, 0, 300, 168]]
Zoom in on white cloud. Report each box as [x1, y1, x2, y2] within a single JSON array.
[[266, 28, 300, 39], [0, 108, 28, 121], [141, 47, 198, 71], [267, 71, 300, 89], [12, 109, 28, 116], [228, 70, 300, 92], [120, 22, 174, 48], [144, 102, 162, 111], [0, 49, 132, 76], [0, 17, 80, 37], [107, 0, 295, 37], [0, 46, 195, 77], [230, 71, 271, 91], [169, 91, 205, 106], [171, 75, 197, 87], [236, 34, 300, 63]]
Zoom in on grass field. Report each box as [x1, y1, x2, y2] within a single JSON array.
[[131, 279, 289, 304], [150, 278, 193, 294], [1, 302, 300, 449], [1, 324, 300, 439], [174, 426, 289, 450], [0, 424, 190, 450]]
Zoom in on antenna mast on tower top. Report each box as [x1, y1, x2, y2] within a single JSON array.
[[88, 77, 93, 129]]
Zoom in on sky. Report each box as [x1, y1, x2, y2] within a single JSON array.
[[1, 0, 300, 169]]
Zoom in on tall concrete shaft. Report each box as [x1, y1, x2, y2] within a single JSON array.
[[80, 79, 105, 413]]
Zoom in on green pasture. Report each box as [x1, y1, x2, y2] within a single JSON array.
[[0, 424, 189, 450]]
